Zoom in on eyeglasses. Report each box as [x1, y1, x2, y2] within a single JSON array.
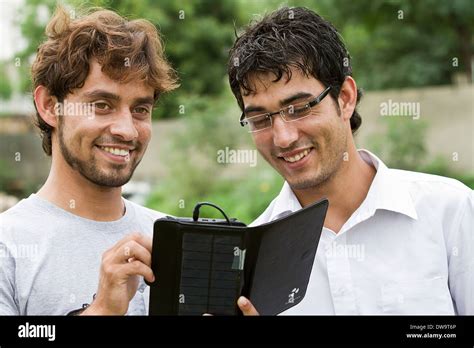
[[240, 86, 332, 133]]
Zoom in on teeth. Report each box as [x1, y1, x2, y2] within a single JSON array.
[[283, 149, 310, 163], [100, 146, 130, 156]]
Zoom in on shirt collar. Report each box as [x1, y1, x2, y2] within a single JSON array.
[[357, 149, 418, 221], [268, 149, 418, 222]]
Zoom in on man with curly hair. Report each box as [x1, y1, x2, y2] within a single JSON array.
[[0, 6, 178, 315]]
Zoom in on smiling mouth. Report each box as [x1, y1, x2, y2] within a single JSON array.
[[97, 145, 133, 157], [280, 148, 313, 163]]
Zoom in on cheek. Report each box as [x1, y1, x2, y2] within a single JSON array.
[[252, 133, 273, 154], [303, 111, 341, 143], [66, 118, 105, 151], [60, 118, 84, 140], [137, 121, 152, 144]]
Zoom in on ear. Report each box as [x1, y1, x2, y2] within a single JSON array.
[[337, 76, 357, 123], [33, 85, 59, 128]]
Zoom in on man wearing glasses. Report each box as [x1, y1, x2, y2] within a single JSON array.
[[229, 7, 473, 315]]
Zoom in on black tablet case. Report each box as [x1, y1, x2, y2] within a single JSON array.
[[149, 198, 328, 315]]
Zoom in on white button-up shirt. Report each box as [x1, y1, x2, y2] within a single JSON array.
[[251, 150, 473, 315]]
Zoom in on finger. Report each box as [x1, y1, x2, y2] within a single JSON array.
[[113, 233, 153, 254], [237, 296, 259, 316], [130, 233, 153, 253], [110, 232, 140, 250], [120, 260, 155, 283], [113, 240, 152, 267]]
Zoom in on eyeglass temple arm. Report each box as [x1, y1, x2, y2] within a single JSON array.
[[309, 86, 332, 107], [240, 112, 246, 126]]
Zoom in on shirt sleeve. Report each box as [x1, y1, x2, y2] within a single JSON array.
[[0, 241, 20, 315], [447, 190, 474, 315]]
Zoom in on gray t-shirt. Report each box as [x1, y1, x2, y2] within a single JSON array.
[[0, 194, 165, 315]]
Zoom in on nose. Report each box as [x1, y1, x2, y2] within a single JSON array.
[[272, 114, 299, 149], [109, 109, 139, 141]]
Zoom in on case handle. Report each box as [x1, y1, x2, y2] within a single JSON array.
[[192, 202, 231, 225]]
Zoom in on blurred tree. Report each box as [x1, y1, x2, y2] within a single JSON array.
[[2, 0, 60, 104], [11, 0, 473, 115], [152, 0, 238, 118], [229, 0, 474, 91], [312, 0, 474, 89], [0, 64, 13, 100], [368, 117, 428, 171]]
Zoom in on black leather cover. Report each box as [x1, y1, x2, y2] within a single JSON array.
[[148, 198, 328, 315]]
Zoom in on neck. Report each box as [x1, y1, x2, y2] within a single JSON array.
[[293, 147, 376, 233], [37, 153, 124, 222]]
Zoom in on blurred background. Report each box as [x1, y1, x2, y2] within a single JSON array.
[[0, 0, 473, 223]]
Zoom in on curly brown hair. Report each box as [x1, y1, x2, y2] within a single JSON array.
[[31, 6, 178, 155]]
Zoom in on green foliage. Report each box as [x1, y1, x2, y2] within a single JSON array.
[[15, 0, 57, 94], [120, 0, 238, 119], [368, 117, 428, 171], [321, 0, 474, 90], [0, 159, 16, 192], [0, 64, 13, 99], [368, 117, 474, 189], [240, 0, 473, 91], [146, 166, 283, 224], [10, 0, 474, 116], [420, 156, 474, 189]]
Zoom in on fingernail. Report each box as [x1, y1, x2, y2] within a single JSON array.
[[238, 297, 248, 307]]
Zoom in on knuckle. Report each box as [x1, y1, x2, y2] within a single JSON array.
[[102, 264, 115, 276], [129, 232, 142, 241], [130, 260, 142, 272], [126, 239, 140, 251], [101, 250, 112, 264], [123, 242, 136, 257]]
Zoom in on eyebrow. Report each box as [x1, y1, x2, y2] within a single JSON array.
[[280, 92, 313, 106], [244, 91, 314, 115], [82, 90, 154, 106], [83, 90, 120, 101], [133, 97, 155, 106]]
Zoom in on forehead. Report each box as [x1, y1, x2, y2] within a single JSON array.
[[241, 68, 323, 104], [77, 60, 155, 99]]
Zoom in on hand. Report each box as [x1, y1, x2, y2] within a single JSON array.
[[237, 296, 259, 316], [81, 233, 154, 315]]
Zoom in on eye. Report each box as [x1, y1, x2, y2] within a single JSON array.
[[250, 115, 271, 129], [133, 106, 151, 119], [293, 105, 309, 114], [133, 106, 150, 114], [93, 102, 111, 111]]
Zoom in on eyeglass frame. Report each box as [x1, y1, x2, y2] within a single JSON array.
[[239, 85, 332, 132]]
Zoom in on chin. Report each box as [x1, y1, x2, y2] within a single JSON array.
[[86, 169, 135, 188], [287, 174, 326, 190], [95, 177, 132, 188]]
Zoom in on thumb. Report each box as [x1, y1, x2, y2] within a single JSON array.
[[237, 296, 259, 316]]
